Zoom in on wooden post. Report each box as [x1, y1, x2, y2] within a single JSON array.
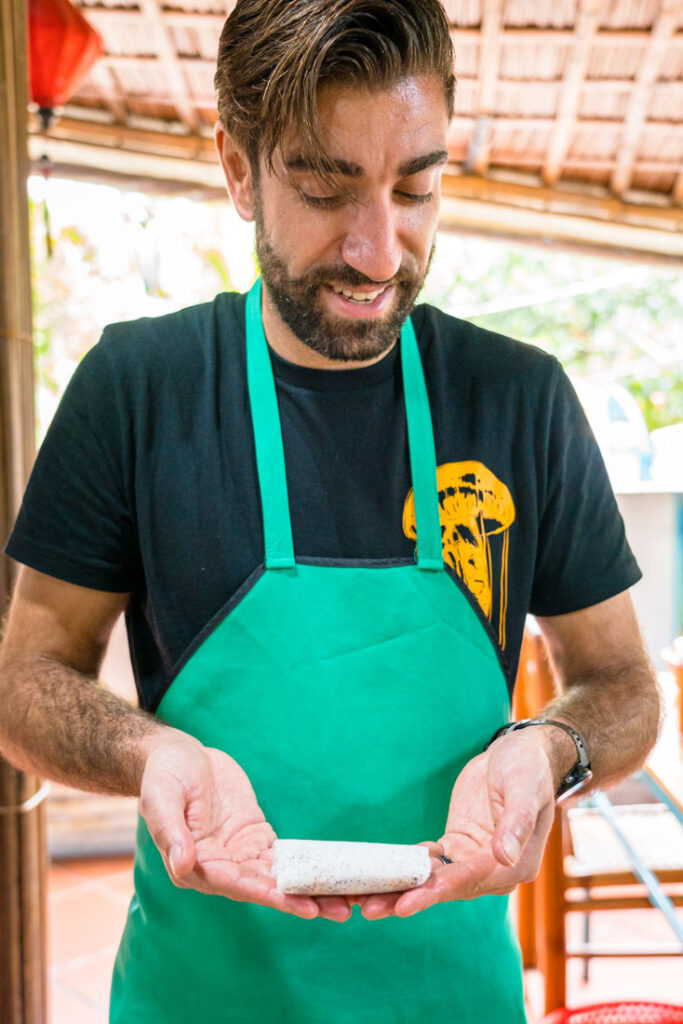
[[0, 0, 49, 1021]]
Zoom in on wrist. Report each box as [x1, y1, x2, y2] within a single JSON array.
[[484, 718, 593, 801], [140, 726, 202, 760], [529, 723, 578, 790], [137, 726, 204, 787]]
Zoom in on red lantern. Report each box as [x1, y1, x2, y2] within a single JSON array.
[[28, 0, 104, 130]]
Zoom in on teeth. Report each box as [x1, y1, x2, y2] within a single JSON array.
[[332, 285, 386, 303]]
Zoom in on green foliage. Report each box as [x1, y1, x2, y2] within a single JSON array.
[[29, 197, 59, 402], [30, 181, 681, 441], [201, 249, 233, 292], [423, 239, 683, 432], [628, 371, 683, 433]]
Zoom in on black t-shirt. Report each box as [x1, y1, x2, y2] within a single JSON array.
[[5, 291, 641, 711]]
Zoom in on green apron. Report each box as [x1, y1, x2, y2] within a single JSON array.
[[110, 280, 525, 1024]]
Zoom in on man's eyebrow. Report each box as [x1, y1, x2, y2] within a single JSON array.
[[285, 155, 362, 177], [397, 150, 449, 177], [284, 149, 449, 179]]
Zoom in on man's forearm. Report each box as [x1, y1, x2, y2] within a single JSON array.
[[540, 660, 661, 789], [0, 653, 182, 795]]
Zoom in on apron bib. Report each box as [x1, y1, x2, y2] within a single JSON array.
[[110, 280, 525, 1024]]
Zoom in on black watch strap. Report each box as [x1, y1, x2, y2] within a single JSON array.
[[484, 718, 593, 803]]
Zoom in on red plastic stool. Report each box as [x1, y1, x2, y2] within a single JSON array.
[[542, 1005, 683, 1024]]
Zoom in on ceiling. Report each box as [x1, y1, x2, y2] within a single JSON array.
[[27, 0, 683, 261]]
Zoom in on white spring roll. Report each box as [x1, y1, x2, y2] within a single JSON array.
[[273, 839, 431, 895]]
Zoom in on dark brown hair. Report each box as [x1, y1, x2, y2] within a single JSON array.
[[215, 0, 454, 182]]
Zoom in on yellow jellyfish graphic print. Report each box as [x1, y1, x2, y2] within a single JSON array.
[[403, 462, 516, 648]]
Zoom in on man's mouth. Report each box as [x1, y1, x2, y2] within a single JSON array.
[[330, 284, 390, 304]]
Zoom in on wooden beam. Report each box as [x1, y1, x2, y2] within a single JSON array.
[[138, 0, 200, 132], [543, 0, 602, 186], [0, 0, 34, 611], [674, 171, 683, 206], [610, 0, 680, 196], [30, 112, 216, 159], [27, 133, 226, 192], [466, 0, 504, 175], [456, 114, 677, 132], [29, 156, 226, 199], [438, 198, 683, 261], [0, 0, 48, 1021], [86, 61, 128, 124], [442, 173, 683, 228], [440, 173, 683, 262], [31, 113, 682, 193], [479, 154, 683, 174]]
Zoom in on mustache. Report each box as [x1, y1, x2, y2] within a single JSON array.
[[296, 265, 419, 290]]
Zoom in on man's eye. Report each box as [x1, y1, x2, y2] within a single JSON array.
[[396, 191, 433, 205], [299, 189, 433, 208], [299, 192, 343, 209]]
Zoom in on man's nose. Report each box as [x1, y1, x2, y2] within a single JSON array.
[[340, 197, 402, 283]]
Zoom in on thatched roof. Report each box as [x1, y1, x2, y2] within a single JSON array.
[[27, 0, 683, 260]]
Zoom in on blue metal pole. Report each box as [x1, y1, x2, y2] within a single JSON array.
[[588, 790, 683, 948]]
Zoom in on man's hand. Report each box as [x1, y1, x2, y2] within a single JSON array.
[[140, 736, 352, 922], [359, 731, 558, 920]]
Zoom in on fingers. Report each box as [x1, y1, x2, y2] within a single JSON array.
[[359, 891, 402, 920], [360, 848, 445, 919], [224, 821, 277, 864], [191, 847, 352, 921], [267, 888, 321, 919], [419, 840, 445, 858], [192, 855, 320, 919], [315, 896, 352, 922]]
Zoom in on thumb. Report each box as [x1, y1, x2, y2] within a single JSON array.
[[140, 763, 197, 879], [488, 760, 551, 868]]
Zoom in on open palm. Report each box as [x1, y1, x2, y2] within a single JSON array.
[[361, 740, 556, 920], [140, 737, 350, 921]]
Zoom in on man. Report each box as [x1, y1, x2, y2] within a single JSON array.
[[0, 1, 659, 1021]]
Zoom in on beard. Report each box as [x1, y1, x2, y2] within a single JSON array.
[[254, 201, 433, 363]]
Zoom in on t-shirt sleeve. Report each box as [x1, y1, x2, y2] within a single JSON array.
[[529, 362, 641, 616], [4, 333, 141, 592]]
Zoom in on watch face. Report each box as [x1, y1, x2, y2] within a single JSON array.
[[556, 767, 593, 804]]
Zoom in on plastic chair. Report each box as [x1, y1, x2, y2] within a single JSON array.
[[541, 1003, 683, 1023]]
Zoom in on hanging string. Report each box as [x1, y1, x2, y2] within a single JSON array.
[[39, 153, 54, 260]]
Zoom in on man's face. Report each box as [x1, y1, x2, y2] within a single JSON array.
[[252, 75, 449, 362]]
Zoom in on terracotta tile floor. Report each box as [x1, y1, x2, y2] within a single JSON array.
[[48, 856, 133, 1024], [47, 854, 683, 1023]]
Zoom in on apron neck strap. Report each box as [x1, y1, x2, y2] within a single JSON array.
[[246, 279, 296, 568], [245, 278, 442, 572], [400, 315, 443, 570]]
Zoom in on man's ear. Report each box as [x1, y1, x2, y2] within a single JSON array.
[[214, 122, 256, 222]]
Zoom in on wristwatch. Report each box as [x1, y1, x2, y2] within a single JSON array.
[[484, 718, 593, 803]]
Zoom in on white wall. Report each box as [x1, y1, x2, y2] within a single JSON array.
[[616, 490, 682, 668]]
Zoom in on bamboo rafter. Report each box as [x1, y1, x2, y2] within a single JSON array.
[[23, 0, 683, 217], [610, 0, 681, 195]]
